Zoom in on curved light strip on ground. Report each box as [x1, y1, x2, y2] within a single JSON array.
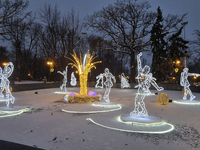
[[116, 116, 165, 127], [54, 91, 71, 94], [173, 100, 200, 105], [61, 105, 122, 114], [86, 118, 174, 134], [92, 103, 121, 108], [0, 108, 29, 118]]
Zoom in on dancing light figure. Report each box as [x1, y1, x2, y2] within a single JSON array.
[[70, 72, 77, 86], [95, 73, 104, 88], [102, 68, 116, 102], [68, 50, 101, 95], [121, 73, 130, 89], [0, 62, 15, 107], [180, 68, 200, 100], [130, 52, 164, 117], [57, 66, 68, 92]]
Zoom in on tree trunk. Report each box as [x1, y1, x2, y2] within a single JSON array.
[[130, 51, 136, 83], [79, 74, 88, 95]]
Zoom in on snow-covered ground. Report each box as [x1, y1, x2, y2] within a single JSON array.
[[0, 87, 200, 150]]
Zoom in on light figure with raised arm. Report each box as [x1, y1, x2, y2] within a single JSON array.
[[130, 52, 164, 117], [57, 66, 68, 92], [0, 62, 15, 107], [180, 68, 200, 101], [103, 68, 116, 103], [121, 73, 130, 89]]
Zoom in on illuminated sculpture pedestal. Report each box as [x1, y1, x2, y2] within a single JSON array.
[[93, 101, 119, 106], [0, 106, 28, 118], [173, 99, 200, 105], [62, 102, 121, 114], [87, 114, 174, 134], [120, 114, 162, 124]]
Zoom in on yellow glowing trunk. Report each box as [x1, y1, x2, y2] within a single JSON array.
[[79, 74, 88, 95]]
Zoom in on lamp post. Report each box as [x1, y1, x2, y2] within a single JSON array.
[[181, 21, 188, 68], [47, 61, 53, 82]]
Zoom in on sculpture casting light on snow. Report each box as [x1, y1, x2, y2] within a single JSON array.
[[180, 68, 200, 100], [130, 52, 164, 117], [70, 72, 77, 86], [68, 50, 101, 95], [57, 66, 68, 92], [0, 62, 15, 107], [96, 68, 116, 103], [121, 73, 130, 89]]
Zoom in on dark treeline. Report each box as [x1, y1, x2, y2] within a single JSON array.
[[0, 0, 200, 83]]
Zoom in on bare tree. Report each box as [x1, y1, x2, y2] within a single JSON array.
[[39, 4, 83, 81], [0, 0, 32, 35], [85, 0, 156, 82]]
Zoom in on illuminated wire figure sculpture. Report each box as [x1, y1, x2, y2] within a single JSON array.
[[180, 68, 200, 100], [70, 72, 77, 86], [130, 52, 164, 117], [95, 73, 104, 88], [121, 73, 130, 89], [0, 62, 15, 107], [103, 68, 116, 103], [57, 66, 68, 92]]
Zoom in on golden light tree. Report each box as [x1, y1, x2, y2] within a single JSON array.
[[68, 50, 101, 96]]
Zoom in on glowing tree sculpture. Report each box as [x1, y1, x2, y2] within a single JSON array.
[[57, 66, 68, 92], [70, 72, 77, 86], [96, 68, 116, 103], [180, 68, 200, 100], [68, 50, 101, 95], [130, 52, 164, 117], [95, 73, 104, 88], [121, 73, 130, 89], [0, 62, 15, 107]]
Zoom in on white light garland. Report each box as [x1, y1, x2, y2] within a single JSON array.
[[0, 62, 15, 107], [121, 73, 130, 88], [70, 72, 77, 86], [130, 52, 164, 117], [57, 66, 68, 92], [180, 68, 200, 101]]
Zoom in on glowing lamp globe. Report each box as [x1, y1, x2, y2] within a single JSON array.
[[157, 93, 169, 105]]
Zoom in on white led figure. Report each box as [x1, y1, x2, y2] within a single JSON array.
[[57, 66, 68, 92], [180, 68, 200, 101], [103, 68, 116, 103], [95, 73, 104, 88], [0, 62, 15, 107], [70, 72, 77, 86], [130, 52, 164, 117], [121, 73, 130, 89]]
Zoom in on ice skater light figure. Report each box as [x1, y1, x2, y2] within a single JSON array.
[[95, 73, 104, 88], [57, 66, 68, 92], [0, 62, 15, 107], [102, 68, 116, 103], [121, 73, 130, 89], [180, 68, 200, 101], [130, 52, 164, 117], [70, 72, 77, 86]]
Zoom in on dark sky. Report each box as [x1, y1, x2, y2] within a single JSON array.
[[28, 0, 200, 40]]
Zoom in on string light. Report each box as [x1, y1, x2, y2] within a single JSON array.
[[68, 50, 101, 96]]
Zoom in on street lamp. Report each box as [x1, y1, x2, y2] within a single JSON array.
[[47, 61, 54, 82], [181, 21, 188, 68], [2, 62, 8, 66]]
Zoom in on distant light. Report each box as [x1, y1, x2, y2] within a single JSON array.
[[47, 61, 53, 65], [3, 62, 8, 66]]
